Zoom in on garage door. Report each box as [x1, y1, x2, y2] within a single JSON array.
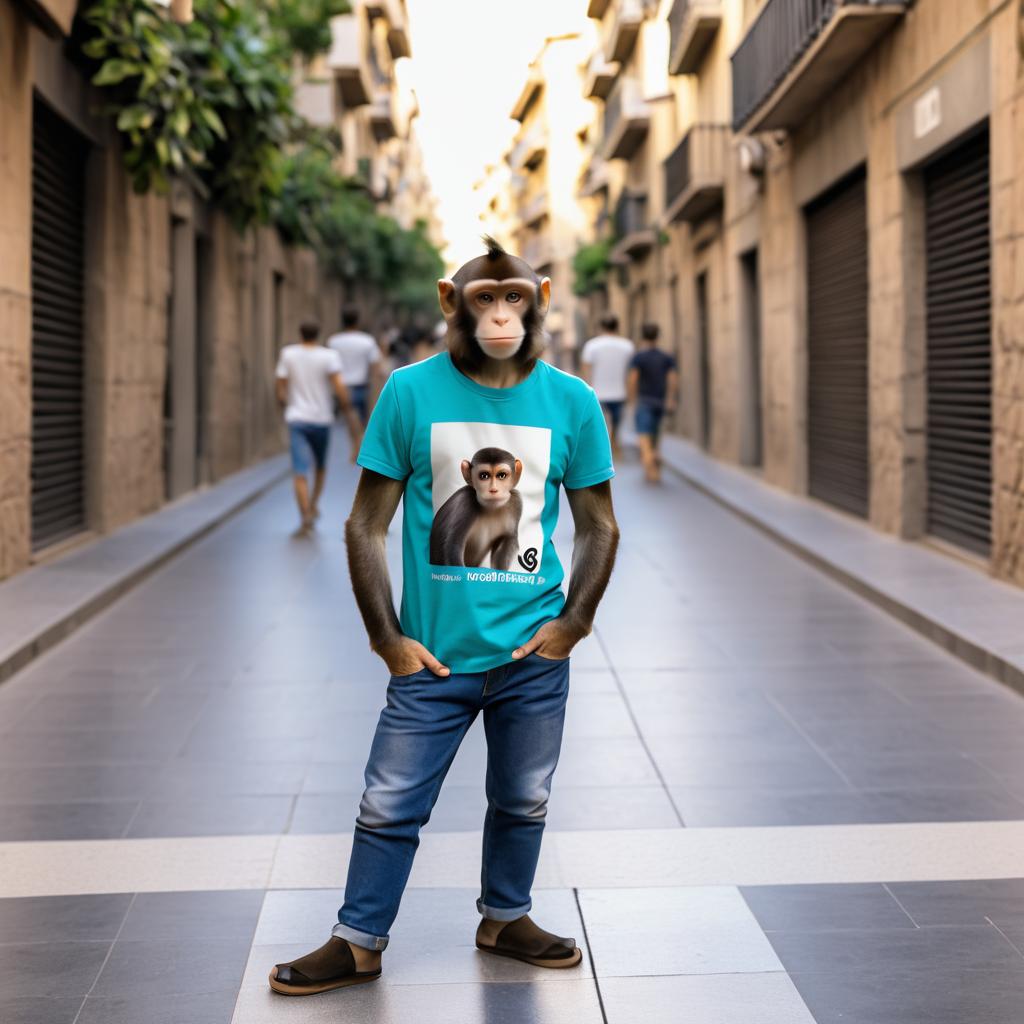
[[806, 170, 869, 518]]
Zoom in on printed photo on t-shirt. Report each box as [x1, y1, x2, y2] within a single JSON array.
[[428, 422, 551, 574]]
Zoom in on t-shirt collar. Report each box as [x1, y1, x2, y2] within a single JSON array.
[[443, 350, 542, 401]]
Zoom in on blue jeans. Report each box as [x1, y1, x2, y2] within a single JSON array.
[[333, 652, 571, 951], [348, 384, 369, 424], [634, 399, 665, 440], [288, 422, 330, 475]]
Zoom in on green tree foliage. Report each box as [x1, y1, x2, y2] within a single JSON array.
[[78, 0, 442, 315], [572, 238, 614, 296]]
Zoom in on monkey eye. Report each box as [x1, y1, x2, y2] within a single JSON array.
[[496, 471, 508, 479], [506, 291, 521, 303], [477, 293, 494, 305], [478, 471, 490, 480]]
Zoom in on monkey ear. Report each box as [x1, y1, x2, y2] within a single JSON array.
[[461, 459, 472, 484], [438, 279, 458, 319], [537, 277, 552, 317], [513, 459, 523, 486]]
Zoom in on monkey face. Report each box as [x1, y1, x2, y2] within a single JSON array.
[[460, 456, 524, 508], [438, 238, 552, 370]]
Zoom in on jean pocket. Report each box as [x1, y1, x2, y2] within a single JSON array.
[[529, 651, 571, 664], [389, 667, 427, 682]]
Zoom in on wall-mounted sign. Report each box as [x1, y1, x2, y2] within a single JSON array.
[[914, 86, 942, 139]]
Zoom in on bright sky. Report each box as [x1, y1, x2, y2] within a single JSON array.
[[403, 0, 589, 269]]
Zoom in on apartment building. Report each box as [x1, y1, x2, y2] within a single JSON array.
[[501, 33, 593, 367], [0, 0, 350, 582], [580, 0, 1024, 588]]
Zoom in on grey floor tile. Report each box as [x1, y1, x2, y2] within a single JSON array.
[[148, 761, 308, 799], [579, 885, 781, 978], [0, 764, 162, 804], [124, 795, 295, 838], [600, 973, 815, 1024], [0, 941, 112, 998], [886, 879, 1024, 928], [76, 989, 240, 1024], [0, 996, 83, 1024], [118, 891, 264, 942], [670, 787, 877, 827], [91, 938, 254, 999], [0, 894, 131, 945], [741, 883, 916, 932], [827, 751, 1001, 790], [790, 966, 1024, 1024], [0, 800, 139, 841], [767, 924, 1024, 973]]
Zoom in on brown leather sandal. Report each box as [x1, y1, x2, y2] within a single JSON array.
[[475, 915, 583, 969], [269, 936, 382, 996]]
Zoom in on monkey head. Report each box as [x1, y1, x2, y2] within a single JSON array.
[[461, 447, 523, 509], [438, 237, 551, 370]]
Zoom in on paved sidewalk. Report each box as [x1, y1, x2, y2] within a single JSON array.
[[659, 434, 1024, 692], [1, 434, 1023, 1023], [0, 456, 289, 684]]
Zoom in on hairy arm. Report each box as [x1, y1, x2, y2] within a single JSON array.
[[345, 469, 450, 676], [331, 373, 365, 459], [512, 480, 619, 659]]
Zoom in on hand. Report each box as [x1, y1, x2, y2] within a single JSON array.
[[511, 616, 588, 661], [377, 636, 450, 677]]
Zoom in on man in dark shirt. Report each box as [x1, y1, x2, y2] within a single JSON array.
[[627, 323, 678, 483]]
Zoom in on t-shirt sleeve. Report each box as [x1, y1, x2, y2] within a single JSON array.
[[564, 389, 615, 490], [580, 339, 594, 363], [274, 351, 288, 378], [326, 350, 343, 376], [366, 339, 381, 364], [356, 373, 411, 481]]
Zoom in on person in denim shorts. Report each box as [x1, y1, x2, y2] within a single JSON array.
[[627, 323, 678, 483]]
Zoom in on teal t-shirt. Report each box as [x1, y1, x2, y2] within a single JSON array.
[[357, 351, 615, 673]]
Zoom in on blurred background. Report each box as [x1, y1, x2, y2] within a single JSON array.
[[2, 2, 1024, 1023]]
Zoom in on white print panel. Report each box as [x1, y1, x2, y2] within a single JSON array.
[[429, 422, 551, 574]]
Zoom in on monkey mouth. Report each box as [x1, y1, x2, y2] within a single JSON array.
[[479, 335, 524, 344]]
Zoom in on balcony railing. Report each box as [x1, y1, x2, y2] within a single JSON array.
[[610, 191, 656, 263], [663, 123, 728, 224], [328, 14, 372, 107], [732, 0, 909, 133], [668, 0, 722, 76], [523, 233, 554, 271], [603, 76, 650, 160], [603, 0, 644, 64], [520, 190, 548, 228], [369, 88, 398, 142], [583, 50, 620, 100], [383, 0, 411, 59], [509, 124, 546, 170]]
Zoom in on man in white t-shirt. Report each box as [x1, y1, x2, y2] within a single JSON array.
[[580, 313, 635, 455], [276, 321, 364, 535], [327, 307, 384, 425]]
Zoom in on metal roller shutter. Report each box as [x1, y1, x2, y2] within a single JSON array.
[[31, 98, 89, 550], [924, 129, 991, 556], [806, 170, 869, 518]]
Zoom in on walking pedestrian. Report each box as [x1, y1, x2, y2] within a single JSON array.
[[275, 321, 363, 536], [327, 306, 384, 425], [627, 323, 678, 483], [580, 313, 635, 456], [267, 237, 619, 996]]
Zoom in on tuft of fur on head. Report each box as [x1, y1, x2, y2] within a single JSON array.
[[482, 235, 506, 261]]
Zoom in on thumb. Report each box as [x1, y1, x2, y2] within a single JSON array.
[[416, 643, 450, 676], [512, 634, 541, 659]]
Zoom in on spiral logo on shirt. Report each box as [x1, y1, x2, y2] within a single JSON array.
[[517, 547, 539, 572]]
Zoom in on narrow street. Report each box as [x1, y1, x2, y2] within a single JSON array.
[[2, 435, 1024, 1024]]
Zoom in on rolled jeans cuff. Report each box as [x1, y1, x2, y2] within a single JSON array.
[[332, 921, 389, 951], [476, 897, 532, 921]]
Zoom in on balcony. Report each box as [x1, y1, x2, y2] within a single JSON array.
[[603, 0, 644, 64], [509, 124, 546, 171], [293, 75, 335, 129], [523, 233, 554, 272], [610, 191, 656, 263], [511, 73, 543, 123], [603, 77, 650, 160], [668, 0, 722, 75], [384, 0, 411, 59], [732, 0, 909, 134], [578, 153, 610, 198], [369, 88, 398, 141], [520, 190, 548, 229], [583, 51, 620, 101], [587, 0, 611, 17], [328, 14, 372, 108], [662, 123, 728, 224]]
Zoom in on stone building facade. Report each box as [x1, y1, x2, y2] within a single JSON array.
[[578, 0, 1024, 587], [0, 0, 344, 581]]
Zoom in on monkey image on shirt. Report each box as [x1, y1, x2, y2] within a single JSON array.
[[429, 447, 523, 569]]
